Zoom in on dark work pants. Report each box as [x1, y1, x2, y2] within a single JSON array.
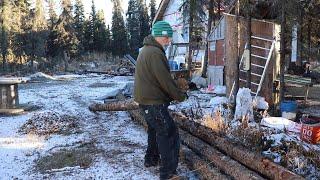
[[139, 104, 180, 179]]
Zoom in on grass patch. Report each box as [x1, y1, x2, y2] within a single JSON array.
[[36, 142, 98, 173]]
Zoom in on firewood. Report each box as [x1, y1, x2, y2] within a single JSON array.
[[89, 99, 139, 112], [172, 112, 304, 180], [180, 129, 265, 180]]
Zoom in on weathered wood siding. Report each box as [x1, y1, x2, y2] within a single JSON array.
[[225, 13, 280, 104]]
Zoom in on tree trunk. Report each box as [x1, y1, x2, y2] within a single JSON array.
[[171, 112, 303, 180], [187, 17, 194, 79], [307, 18, 312, 62], [297, 10, 303, 66], [246, 6, 252, 89], [201, 0, 214, 78], [180, 129, 265, 180], [233, 0, 240, 102], [89, 99, 139, 112], [280, 0, 287, 102]]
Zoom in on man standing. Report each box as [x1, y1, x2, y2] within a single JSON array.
[[134, 21, 186, 180]]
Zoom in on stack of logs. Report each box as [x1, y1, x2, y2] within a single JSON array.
[[89, 98, 303, 180]]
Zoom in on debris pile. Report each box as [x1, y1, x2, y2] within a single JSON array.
[[20, 111, 79, 136]]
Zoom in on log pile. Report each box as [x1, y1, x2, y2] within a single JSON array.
[[89, 99, 303, 180]]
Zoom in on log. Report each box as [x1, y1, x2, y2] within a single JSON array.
[[108, 96, 302, 179], [172, 112, 304, 180], [89, 99, 139, 112], [127, 107, 229, 179], [180, 129, 265, 180], [180, 145, 230, 180]]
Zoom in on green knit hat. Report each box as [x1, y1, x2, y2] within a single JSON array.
[[152, 21, 173, 38]]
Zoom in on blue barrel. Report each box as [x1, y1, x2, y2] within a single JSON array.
[[168, 60, 178, 70], [280, 101, 297, 113]]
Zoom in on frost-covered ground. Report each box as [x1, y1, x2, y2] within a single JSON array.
[[0, 74, 196, 180]]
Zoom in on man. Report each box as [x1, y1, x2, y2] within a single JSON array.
[[134, 21, 186, 180]]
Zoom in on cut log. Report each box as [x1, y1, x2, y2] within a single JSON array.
[[127, 107, 228, 179], [180, 145, 231, 180], [172, 112, 304, 180], [180, 129, 265, 180], [89, 99, 139, 112]]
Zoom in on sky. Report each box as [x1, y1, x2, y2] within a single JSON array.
[[47, 0, 161, 26]]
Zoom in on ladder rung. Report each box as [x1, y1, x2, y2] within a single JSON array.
[[240, 69, 247, 73], [251, 82, 259, 86], [251, 91, 257, 95], [239, 79, 246, 82], [252, 54, 268, 60], [251, 63, 265, 68], [251, 72, 262, 77], [251, 36, 274, 42], [252, 45, 270, 51]]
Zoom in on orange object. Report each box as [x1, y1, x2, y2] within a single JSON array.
[[300, 116, 320, 144]]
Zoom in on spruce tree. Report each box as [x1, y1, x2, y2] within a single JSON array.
[[11, 0, 30, 67], [93, 10, 108, 53], [138, 0, 150, 43], [127, 0, 140, 57], [25, 0, 48, 72], [90, 0, 98, 51], [111, 0, 128, 56], [74, 0, 85, 54], [0, 0, 11, 71], [149, 0, 156, 25], [48, 0, 79, 70], [106, 25, 112, 54], [48, 0, 58, 29]]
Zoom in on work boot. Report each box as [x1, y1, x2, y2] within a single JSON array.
[[160, 171, 179, 180], [144, 157, 159, 168]]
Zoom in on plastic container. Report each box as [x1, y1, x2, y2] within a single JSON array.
[[168, 60, 179, 70], [300, 116, 320, 144], [280, 101, 297, 113]]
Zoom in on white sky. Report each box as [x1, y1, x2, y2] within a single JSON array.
[[46, 0, 161, 26]]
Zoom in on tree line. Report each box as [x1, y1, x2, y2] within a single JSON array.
[[0, 0, 157, 73]]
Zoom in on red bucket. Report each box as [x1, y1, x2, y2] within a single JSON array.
[[300, 116, 320, 144]]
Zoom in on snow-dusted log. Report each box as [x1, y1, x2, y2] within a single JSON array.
[[180, 129, 264, 180], [180, 145, 231, 180], [172, 112, 304, 180], [127, 108, 227, 179], [89, 99, 139, 112]]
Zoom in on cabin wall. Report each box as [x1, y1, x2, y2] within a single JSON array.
[[225, 13, 280, 105]]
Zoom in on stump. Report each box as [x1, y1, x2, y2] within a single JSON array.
[[0, 84, 19, 109]]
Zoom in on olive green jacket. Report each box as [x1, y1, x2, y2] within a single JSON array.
[[134, 35, 185, 105]]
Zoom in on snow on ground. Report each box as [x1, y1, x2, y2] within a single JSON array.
[[0, 74, 196, 180]]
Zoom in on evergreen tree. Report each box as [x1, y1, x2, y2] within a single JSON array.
[[111, 0, 128, 56], [126, 0, 140, 57], [25, 0, 48, 72], [179, 0, 207, 71], [83, 18, 92, 52], [138, 0, 150, 43], [0, 0, 11, 71], [74, 0, 85, 54], [105, 25, 112, 54], [11, 0, 30, 67], [149, 0, 156, 25], [48, 0, 58, 29], [47, 0, 79, 71], [94, 10, 108, 53], [90, 0, 98, 51]]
